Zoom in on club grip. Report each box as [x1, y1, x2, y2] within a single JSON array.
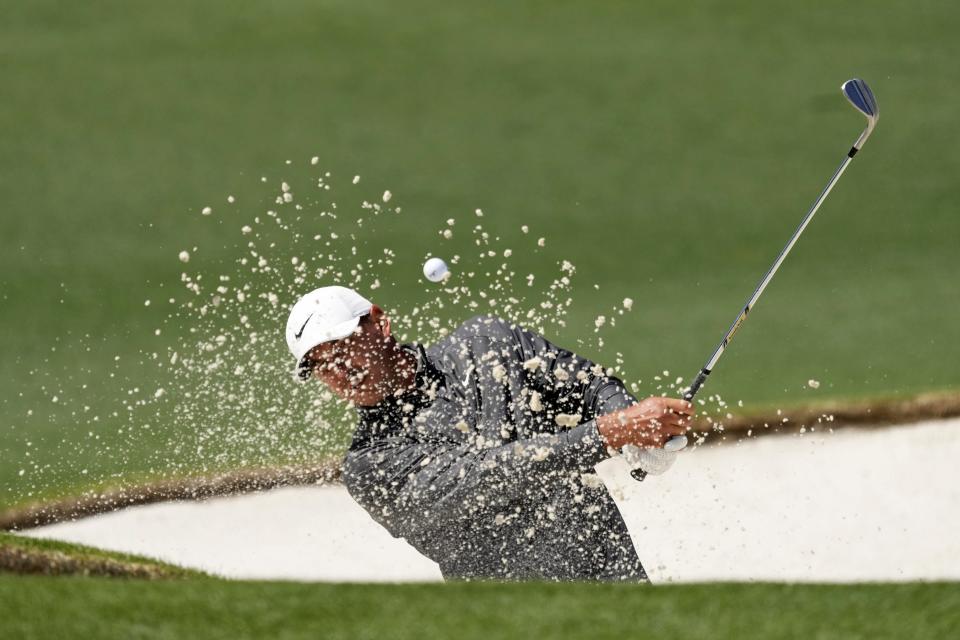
[[683, 368, 711, 402]]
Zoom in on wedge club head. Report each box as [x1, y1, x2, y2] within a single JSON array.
[[842, 78, 879, 151]]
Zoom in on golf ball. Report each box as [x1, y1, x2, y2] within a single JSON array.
[[423, 257, 449, 283]]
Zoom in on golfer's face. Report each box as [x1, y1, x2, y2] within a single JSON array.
[[310, 322, 389, 406]]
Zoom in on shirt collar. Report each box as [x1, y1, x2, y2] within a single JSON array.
[[356, 342, 442, 419]]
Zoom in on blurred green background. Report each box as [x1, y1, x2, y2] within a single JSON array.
[[2, 0, 958, 509]]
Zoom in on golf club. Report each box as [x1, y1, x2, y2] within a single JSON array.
[[626, 78, 879, 481]]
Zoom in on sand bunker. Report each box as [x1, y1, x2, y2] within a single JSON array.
[[25, 418, 960, 583]]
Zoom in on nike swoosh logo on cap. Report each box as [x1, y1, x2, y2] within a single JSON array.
[[294, 314, 313, 340]]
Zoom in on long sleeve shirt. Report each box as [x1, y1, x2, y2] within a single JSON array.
[[342, 315, 646, 581]]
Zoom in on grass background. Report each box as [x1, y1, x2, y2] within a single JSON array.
[[1, 574, 958, 640], [1, 0, 958, 508]]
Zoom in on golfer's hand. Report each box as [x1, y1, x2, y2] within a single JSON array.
[[596, 397, 695, 450]]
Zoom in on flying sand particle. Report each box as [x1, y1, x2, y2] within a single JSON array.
[[523, 356, 544, 371], [555, 413, 580, 428], [529, 391, 544, 412]]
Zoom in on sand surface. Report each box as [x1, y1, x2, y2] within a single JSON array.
[[26, 418, 960, 583]]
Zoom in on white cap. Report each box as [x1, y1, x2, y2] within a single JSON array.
[[285, 286, 373, 378]]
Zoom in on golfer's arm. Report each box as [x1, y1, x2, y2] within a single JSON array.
[[512, 322, 638, 418], [346, 422, 610, 538]]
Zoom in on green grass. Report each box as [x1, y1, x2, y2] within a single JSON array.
[[1, 575, 957, 640], [0, 531, 204, 578], [2, 0, 959, 509], [4, 534, 956, 638]]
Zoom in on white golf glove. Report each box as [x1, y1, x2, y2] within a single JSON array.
[[620, 444, 677, 476]]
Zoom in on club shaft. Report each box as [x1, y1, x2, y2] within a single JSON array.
[[630, 145, 861, 480], [684, 147, 858, 401]]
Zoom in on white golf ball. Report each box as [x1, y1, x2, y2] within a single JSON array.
[[423, 257, 449, 283]]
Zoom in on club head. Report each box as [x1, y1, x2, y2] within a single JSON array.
[[842, 78, 879, 150]]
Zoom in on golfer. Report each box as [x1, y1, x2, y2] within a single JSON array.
[[286, 286, 693, 581]]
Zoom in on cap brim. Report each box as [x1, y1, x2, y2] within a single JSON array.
[[292, 315, 363, 381]]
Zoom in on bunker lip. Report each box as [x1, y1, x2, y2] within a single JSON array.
[[0, 545, 183, 579], [698, 390, 960, 435], [0, 533, 201, 579], [3, 390, 960, 533]]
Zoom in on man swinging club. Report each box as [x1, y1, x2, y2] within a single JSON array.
[[284, 78, 880, 581], [286, 285, 693, 581]]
